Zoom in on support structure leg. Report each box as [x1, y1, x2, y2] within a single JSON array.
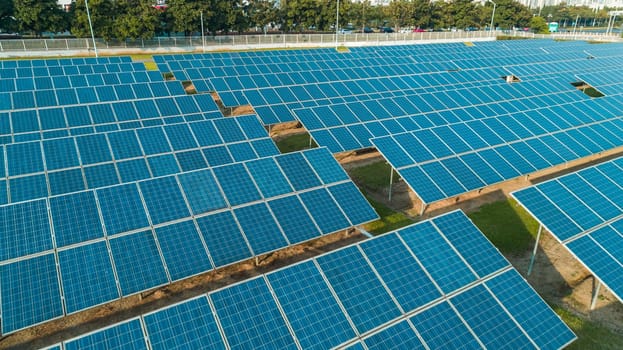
[[419, 203, 427, 217], [527, 225, 543, 276], [388, 167, 394, 202], [591, 279, 602, 310]]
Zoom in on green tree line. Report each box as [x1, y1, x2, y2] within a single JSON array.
[[0, 0, 616, 40]]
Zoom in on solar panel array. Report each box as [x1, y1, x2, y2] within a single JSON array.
[[49, 210, 576, 350], [512, 156, 623, 302], [0, 114, 279, 204], [373, 94, 623, 204], [0, 55, 378, 335]]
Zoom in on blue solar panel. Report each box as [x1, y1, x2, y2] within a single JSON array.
[[410, 301, 482, 349], [364, 320, 426, 350], [360, 233, 441, 312], [117, 159, 151, 182], [487, 269, 576, 350], [302, 147, 349, 183], [43, 138, 80, 170], [9, 174, 48, 202], [234, 203, 289, 255], [6, 142, 44, 176], [139, 177, 189, 225], [0, 253, 63, 334], [267, 261, 357, 349], [64, 319, 147, 350], [154, 221, 213, 281], [267, 195, 321, 244], [212, 163, 261, 206], [58, 241, 119, 313], [210, 277, 298, 350], [0, 199, 52, 261], [195, 211, 252, 267], [432, 211, 509, 277], [317, 246, 402, 333], [96, 184, 150, 235], [399, 221, 477, 293], [275, 152, 322, 191], [76, 134, 112, 165], [177, 170, 226, 215], [143, 296, 226, 350], [49, 191, 103, 247], [451, 284, 534, 349], [245, 157, 292, 197], [328, 182, 378, 225], [84, 163, 119, 188], [299, 188, 350, 234], [107, 131, 143, 160], [109, 230, 168, 295]]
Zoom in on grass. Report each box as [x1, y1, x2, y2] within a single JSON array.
[[363, 196, 415, 235], [348, 161, 396, 192], [274, 133, 317, 153], [552, 305, 623, 349], [467, 198, 539, 255]]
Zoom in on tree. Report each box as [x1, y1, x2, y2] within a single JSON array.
[[0, 0, 17, 33], [166, 0, 203, 36], [386, 0, 415, 30], [484, 0, 531, 30], [443, 0, 479, 29], [248, 0, 279, 32], [14, 0, 67, 36], [530, 16, 548, 33], [71, 0, 115, 40], [113, 0, 159, 40]]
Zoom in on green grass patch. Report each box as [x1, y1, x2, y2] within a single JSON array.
[[552, 305, 623, 349], [275, 133, 317, 153], [467, 198, 539, 255], [348, 161, 395, 192], [363, 196, 415, 235]]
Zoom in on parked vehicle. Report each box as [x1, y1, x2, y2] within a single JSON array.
[[362, 27, 374, 33], [381, 27, 394, 33]]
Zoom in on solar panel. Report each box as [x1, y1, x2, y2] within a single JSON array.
[[46, 209, 575, 349], [0, 146, 376, 333], [512, 155, 623, 305]]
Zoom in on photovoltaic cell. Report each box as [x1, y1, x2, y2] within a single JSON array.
[[154, 221, 213, 281], [410, 301, 482, 350], [96, 184, 150, 235], [234, 203, 289, 255], [49, 191, 104, 247], [316, 246, 402, 334], [109, 230, 168, 295], [143, 296, 226, 350], [195, 211, 252, 267], [364, 320, 425, 350], [0, 199, 52, 261], [64, 319, 147, 350], [210, 277, 298, 350], [139, 177, 189, 225], [58, 241, 119, 313], [0, 253, 63, 334], [267, 261, 357, 350]]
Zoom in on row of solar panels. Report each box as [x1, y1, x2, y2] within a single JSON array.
[[0, 115, 277, 204], [0, 80, 185, 111], [0, 56, 131, 69], [0, 94, 223, 143], [513, 156, 623, 303], [294, 76, 592, 150], [0, 146, 378, 334], [0, 62, 146, 79], [42, 211, 576, 350], [0, 70, 165, 93], [374, 95, 623, 204]]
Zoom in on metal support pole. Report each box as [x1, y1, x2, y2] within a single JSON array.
[[85, 0, 98, 57], [489, 0, 497, 32], [388, 167, 394, 202], [419, 203, 427, 216], [527, 225, 543, 276], [201, 11, 205, 53], [309, 135, 313, 148], [335, 0, 340, 49], [591, 279, 601, 310]]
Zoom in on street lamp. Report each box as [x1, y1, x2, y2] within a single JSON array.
[[84, 0, 98, 57], [335, 0, 340, 49], [488, 0, 497, 33]]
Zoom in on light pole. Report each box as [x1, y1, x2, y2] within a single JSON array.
[[85, 0, 98, 57], [200, 11, 205, 52], [489, 0, 497, 33], [335, 0, 340, 49]]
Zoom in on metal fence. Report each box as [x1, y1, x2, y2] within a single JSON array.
[[0, 31, 620, 54]]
